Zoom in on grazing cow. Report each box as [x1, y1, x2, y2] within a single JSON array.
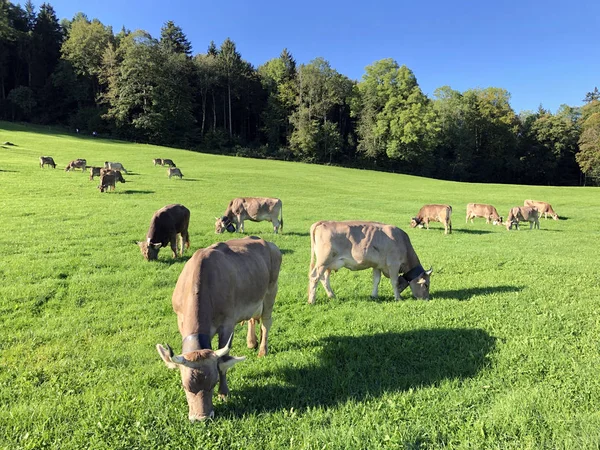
[[466, 203, 503, 225], [162, 158, 176, 167], [308, 221, 432, 304], [215, 197, 283, 234], [411, 204, 453, 234], [153, 158, 163, 166], [64, 159, 87, 172], [104, 161, 128, 173], [155, 236, 281, 421], [136, 204, 190, 261], [506, 206, 540, 230], [168, 167, 183, 179], [39, 156, 56, 169], [524, 200, 558, 220], [88, 166, 102, 180], [97, 170, 125, 192]]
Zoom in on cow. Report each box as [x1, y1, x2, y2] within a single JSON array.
[[162, 158, 176, 167], [524, 200, 558, 220], [39, 156, 56, 169], [97, 170, 125, 192], [308, 220, 432, 304], [505, 206, 540, 230], [104, 161, 128, 173], [168, 167, 183, 179], [136, 204, 190, 261], [410, 204, 453, 234], [64, 159, 87, 172], [215, 197, 283, 234], [466, 203, 503, 225], [153, 158, 163, 166], [88, 166, 102, 180], [155, 236, 282, 421]]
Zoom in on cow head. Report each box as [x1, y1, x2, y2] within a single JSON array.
[[493, 216, 503, 225], [214, 216, 235, 234], [410, 217, 421, 228], [137, 240, 162, 260], [408, 267, 433, 300], [156, 342, 245, 421]]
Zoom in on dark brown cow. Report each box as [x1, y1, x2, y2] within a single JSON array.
[[466, 203, 503, 225], [524, 200, 558, 220], [168, 167, 183, 179], [506, 206, 540, 230], [65, 159, 87, 172], [136, 204, 190, 260], [39, 156, 56, 168], [411, 204, 453, 234], [162, 158, 176, 167], [88, 166, 102, 180], [308, 221, 432, 303], [215, 197, 283, 234], [155, 236, 282, 421]]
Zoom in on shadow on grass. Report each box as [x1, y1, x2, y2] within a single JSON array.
[[453, 228, 494, 235], [0, 169, 18, 173], [282, 231, 310, 237], [279, 248, 295, 255], [156, 255, 192, 265], [180, 178, 200, 182], [117, 189, 155, 195], [433, 284, 523, 300], [228, 329, 495, 415]]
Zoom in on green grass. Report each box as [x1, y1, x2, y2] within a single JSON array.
[[1, 121, 600, 449]]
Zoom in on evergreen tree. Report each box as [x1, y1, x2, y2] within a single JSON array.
[[159, 20, 191, 56]]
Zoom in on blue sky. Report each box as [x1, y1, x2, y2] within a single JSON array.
[[45, 0, 599, 113]]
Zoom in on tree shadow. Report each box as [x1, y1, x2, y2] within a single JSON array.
[[225, 329, 495, 415], [433, 285, 524, 301], [117, 189, 155, 195], [453, 228, 494, 235]]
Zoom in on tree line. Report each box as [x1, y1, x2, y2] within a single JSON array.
[[1, 0, 599, 185]]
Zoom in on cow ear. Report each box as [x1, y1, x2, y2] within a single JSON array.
[[425, 267, 433, 276], [156, 344, 179, 369], [151, 243, 162, 249], [217, 356, 246, 374]]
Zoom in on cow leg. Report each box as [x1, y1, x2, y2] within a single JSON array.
[[308, 266, 327, 304], [272, 218, 280, 234], [237, 216, 244, 233], [320, 269, 335, 298], [371, 269, 382, 298], [217, 326, 235, 399], [246, 318, 258, 349], [389, 266, 402, 300], [170, 237, 178, 258], [257, 281, 277, 357]]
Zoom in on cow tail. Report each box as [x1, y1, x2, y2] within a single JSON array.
[[279, 203, 283, 232], [309, 222, 317, 271]]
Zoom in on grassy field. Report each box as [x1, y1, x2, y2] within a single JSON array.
[[1, 121, 600, 449]]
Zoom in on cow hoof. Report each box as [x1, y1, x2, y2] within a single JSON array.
[[247, 341, 258, 349], [258, 349, 267, 358], [218, 393, 228, 401]]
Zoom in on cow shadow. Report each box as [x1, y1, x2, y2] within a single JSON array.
[[279, 248, 295, 255], [433, 285, 524, 301], [180, 178, 199, 182], [118, 189, 155, 195], [0, 169, 18, 173], [282, 231, 310, 237], [225, 329, 495, 416], [453, 228, 494, 235]]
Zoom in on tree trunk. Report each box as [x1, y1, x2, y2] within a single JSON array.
[[201, 90, 207, 135], [212, 91, 216, 131], [228, 82, 232, 137]]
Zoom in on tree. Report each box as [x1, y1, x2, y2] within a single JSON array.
[[583, 87, 600, 104], [218, 37, 243, 137], [193, 53, 219, 134], [160, 20, 191, 56], [7, 85, 36, 119], [576, 100, 600, 183]]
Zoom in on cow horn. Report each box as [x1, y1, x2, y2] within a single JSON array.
[[425, 266, 433, 275], [214, 334, 234, 358], [171, 355, 187, 365]]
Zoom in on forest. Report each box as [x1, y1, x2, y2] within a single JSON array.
[[1, 0, 599, 185]]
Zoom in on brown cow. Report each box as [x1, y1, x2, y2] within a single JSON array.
[[153, 158, 163, 166], [215, 197, 283, 234], [506, 206, 540, 230], [97, 170, 125, 192], [39, 156, 56, 168], [88, 166, 102, 180], [168, 167, 183, 179], [162, 158, 176, 167], [411, 204, 453, 234], [65, 159, 87, 172], [136, 204, 190, 260], [155, 236, 282, 421], [524, 200, 558, 220], [104, 161, 128, 173], [466, 203, 503, 225], [308, 221, 432, 304]]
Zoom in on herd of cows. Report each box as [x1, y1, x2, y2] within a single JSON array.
[[39, 155, 184, 192], [123, 193, 559, 421], [37, 153, 561, 421]]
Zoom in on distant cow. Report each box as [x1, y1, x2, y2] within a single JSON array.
[[162, 158, 176, 167], [168, 167, 183, 179], [524, 200, 558, 220], [39, 156, 56, 169], [155, 236, 281, 421], [506, 206, 540, 230], [104, 161, 128, 173], [65, 159, 87, 172], [136, 204, 190, 261], [88, 166, 102, 180], [411, 204, 453, 234], [215, 197, 283, 234], [153, 158, 163, 166], [308, 220, 432, 304], [97, 170, 125, 192], [466, 203, 503, 225]]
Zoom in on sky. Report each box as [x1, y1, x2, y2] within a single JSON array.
[[43, 0, 600, 113]]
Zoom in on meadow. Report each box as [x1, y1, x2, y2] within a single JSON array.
[[1, 121, 599, 450]]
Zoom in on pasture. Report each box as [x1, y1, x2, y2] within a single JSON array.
[[1, 122, 599, 449]]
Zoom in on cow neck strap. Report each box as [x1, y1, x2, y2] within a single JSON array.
[[181, 333, 212, 353], [402, 264, 425, 282]]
